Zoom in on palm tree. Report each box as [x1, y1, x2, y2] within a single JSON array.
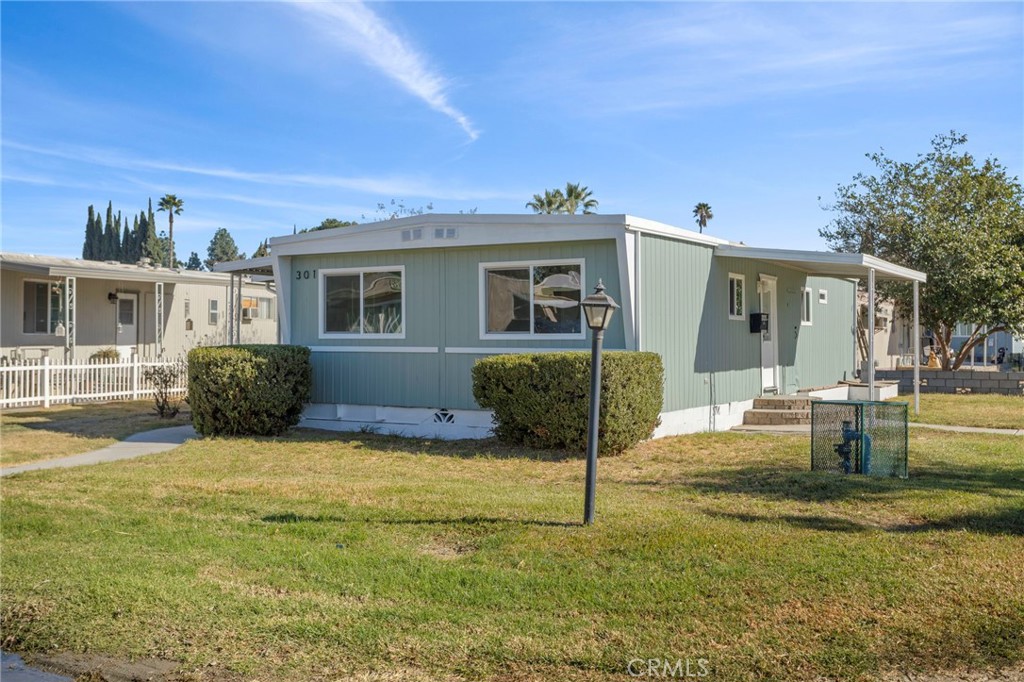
[[562, 182, 598, 214], [526, 189, 566, 214], [692, 202, 713, 233], [157, 194, 184, 267]]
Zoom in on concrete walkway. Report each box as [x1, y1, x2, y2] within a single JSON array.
[[732, 422, 1023, 436], [0, 425, 197, 477]]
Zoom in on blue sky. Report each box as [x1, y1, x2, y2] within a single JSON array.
[[2, 1, 1021, 262]]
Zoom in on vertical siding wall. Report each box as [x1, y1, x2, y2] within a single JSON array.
[[290, 240, 623, 410], [638, 234, 855, 411]]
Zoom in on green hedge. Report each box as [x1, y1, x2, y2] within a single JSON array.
[[187, 345, 312, 437], [472, 351, 663, 455]]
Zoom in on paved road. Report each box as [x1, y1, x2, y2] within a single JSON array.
[[0, 425, 197, 477], [1, 652, 72, 682]]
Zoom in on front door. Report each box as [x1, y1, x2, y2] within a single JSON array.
[[759, 276, 779, 393], [115, 293, 137, 357]]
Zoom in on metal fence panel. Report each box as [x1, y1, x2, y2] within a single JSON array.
[[811, 400, 908, 478]]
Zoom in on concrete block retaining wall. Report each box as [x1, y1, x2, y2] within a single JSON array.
[[875, 369, 1024, 396]]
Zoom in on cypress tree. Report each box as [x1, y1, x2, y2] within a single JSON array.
[[91, 213, 104, 260], [121, 215, 133, 263], [82, 205, 97, 259]]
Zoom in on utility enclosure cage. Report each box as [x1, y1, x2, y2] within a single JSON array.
[[811, 400, 908, 478]]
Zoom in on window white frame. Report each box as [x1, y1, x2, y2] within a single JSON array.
[[22, 279, 61, 335], [818, 289, 828, 305], [478, 258, 586, 340], [728, 273, 745, 321], [208, 299, 219, 326], [319, 266, 406, 339], [801, 287, 813, 326]]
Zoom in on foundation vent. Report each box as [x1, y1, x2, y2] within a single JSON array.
[[433, 409, 455, 424]]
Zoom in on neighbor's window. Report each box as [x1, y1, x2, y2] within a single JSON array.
[[22, 281, 62, 334], [728, 273, 744, 320], [482, 261, 583, 337], [322, 267, 404, 336], [258, 297, 273, 320], [208, 299, 219, 326], [801, 288, 813, 326]]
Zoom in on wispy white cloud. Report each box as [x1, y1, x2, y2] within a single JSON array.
[[502, 3, 1021, 116], [3, 140, 515, 202], [289, 1, 478, 141]]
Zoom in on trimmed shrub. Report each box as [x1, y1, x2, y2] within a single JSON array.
[[472, 351, 663, 455], [187, 345, 311, 437]]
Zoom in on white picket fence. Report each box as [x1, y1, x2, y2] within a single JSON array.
[[0, 356, 188, 409]]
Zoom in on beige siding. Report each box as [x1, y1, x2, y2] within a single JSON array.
[[1, 268, 276, 361]]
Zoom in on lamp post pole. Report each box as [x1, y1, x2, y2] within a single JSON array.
[[580, 279, 618, 527], [583, 324, 604, 526]]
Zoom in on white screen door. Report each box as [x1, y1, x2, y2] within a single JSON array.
[[759, 277, 779, 392]]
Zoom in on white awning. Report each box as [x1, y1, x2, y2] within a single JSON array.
[[714, 246, 926, 283]]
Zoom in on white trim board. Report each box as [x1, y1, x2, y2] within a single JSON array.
[[308, 346, 438, 354]]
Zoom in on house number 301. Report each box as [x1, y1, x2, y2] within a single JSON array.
[[295, 269, 317, 280]]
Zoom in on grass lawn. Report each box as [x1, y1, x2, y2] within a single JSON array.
[[890, 393, 1024, 430], [0, 401, 191, 467], [1, 429, 1022, 681]]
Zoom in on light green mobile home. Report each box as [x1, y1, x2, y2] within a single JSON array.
[[221, 214, 924, 438]]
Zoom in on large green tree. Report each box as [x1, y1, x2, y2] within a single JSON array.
[[184, 252, 204, 271], [692, 202, 713, 233], [821, 132, 1024, 370], [205, 227, 244, 270], [157, 194, 184, 268]]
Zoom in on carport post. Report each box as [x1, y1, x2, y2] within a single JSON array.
[[867, 268, 876, 399], [913, 280, 920, 415]]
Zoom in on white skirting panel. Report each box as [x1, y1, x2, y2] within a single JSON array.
[[302, 399, 756, 441], [652, 399, 755, 438]]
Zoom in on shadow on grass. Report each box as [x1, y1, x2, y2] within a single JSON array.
[[4, 407, 190, 440], [661, 463, 1024, 504], [708, 507, 1024, 536], [261, 512, 580, 528], [271, 427, 580, 462]]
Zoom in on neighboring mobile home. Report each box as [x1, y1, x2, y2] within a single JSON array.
[[1, 252, 277, 361], [218, 214, 925, 438]]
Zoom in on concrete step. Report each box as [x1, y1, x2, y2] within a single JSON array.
[[743, 408, 811, 425], [752, 396, 815, 410]]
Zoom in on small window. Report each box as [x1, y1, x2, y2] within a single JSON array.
[[118, 298, 135, 325], [818, 289, 828, 305], [209, 299, 219, 326], [321, 267, 404, 336], [184, 299, 191, 317], [728, 274, 744, 320], [258, 298, 272, 320], [481, 260, 583, 338], [801, 288, 813, 326]]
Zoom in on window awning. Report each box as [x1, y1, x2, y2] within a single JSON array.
[[211, 256, 275, 279], [714, 246, 926, 283]]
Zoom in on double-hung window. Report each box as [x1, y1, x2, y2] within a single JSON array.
[[728, 274, 744, 320], [480, 260, 584, 339], [321, 267, 404, 337], [208, 299, 219, 326], [22, 281, 63, 334]]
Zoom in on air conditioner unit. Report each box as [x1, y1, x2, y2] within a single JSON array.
[[242, 308, 257, 320]]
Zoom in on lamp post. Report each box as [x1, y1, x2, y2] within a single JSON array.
[[580, 279, 619, 526]]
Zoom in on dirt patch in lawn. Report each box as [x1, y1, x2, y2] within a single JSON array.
[[883, 663, 1024, 681]]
